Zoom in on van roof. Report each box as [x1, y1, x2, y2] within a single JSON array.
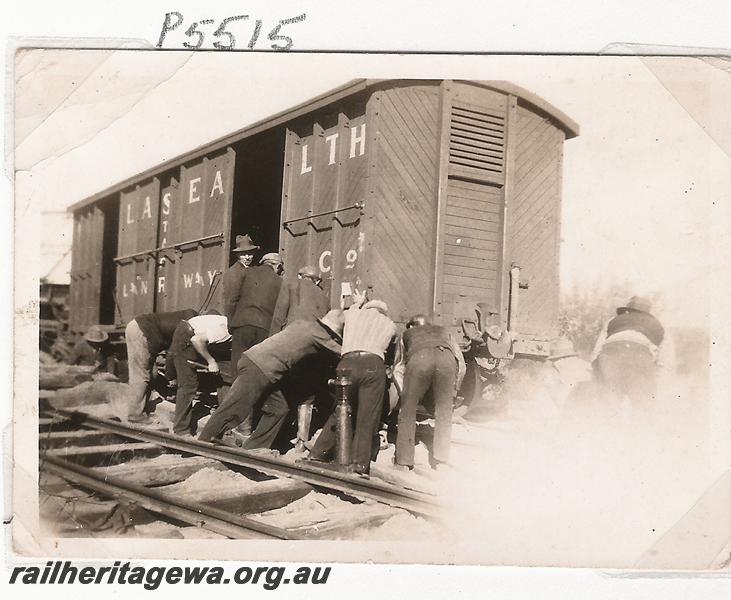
[[68, 78, 579, 213]]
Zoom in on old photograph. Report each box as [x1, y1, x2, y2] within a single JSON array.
[[14, 51, 730, 567]]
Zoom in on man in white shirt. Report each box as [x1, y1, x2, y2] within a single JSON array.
[[167, 314, 232, 435]]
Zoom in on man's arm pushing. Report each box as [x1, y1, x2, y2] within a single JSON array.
[[191, 334, 219, 373]]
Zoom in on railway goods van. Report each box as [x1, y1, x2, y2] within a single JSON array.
[[67, 79, 578, 354]]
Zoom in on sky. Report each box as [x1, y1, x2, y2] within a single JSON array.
[[15, 51, 731, 327]]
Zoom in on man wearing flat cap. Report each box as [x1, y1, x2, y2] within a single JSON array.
[[309, 290, 398, 475], [222, 234, 283, 372], [591, 295, 665, 412], [270, 265, 330, 335]]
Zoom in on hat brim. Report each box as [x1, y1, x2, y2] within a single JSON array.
[[617, 306, 649, 315], [317, 319, 343, 343], [233, 245, 259, 253], [85, 335, 109, 343]]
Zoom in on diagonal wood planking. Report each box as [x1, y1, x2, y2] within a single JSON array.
[[509, 107, 564, 336], [367, 85, 440, 321]]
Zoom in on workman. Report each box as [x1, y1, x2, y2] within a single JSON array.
[[167, 313, 232, 436], [197, 310, 345, 444], [270, 265, 330, 335], [592, 295, 665, 414], [68, 325, 118, 376], [394, 314, 466, 471], [309, 291, 398, 476], [124, 308, 197, 423], [222, 235, 283, 371]]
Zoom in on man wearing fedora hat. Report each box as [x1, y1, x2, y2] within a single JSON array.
[[198, 309, 344, 444], [222, 235, 283, 372], [592, 296, 665, 410], [68, 325, 118, 375]]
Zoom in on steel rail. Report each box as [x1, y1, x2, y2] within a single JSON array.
[[48, 409, 440, 518], [41, 454, 305, 540]]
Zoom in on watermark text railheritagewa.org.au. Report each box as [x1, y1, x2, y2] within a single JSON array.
[[9, 561, 331, 590]]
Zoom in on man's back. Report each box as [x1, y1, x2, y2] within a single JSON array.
[[223, 263, 282, 329], [270, 278, 330, 333], [341, 302, 396, 358], [135, 308, 197, 353], [246, 320, 341, 383]]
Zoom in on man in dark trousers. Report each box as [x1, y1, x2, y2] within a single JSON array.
[[125, 308, 197, 422], [592, 295, 665, 413], [198, 310, 344, 444], [222, 235, 283, 371], [309, 291, 397, 475], [270, 265, 330, 335], [394, 314, 465, 470], [167, 314, 232, 436]]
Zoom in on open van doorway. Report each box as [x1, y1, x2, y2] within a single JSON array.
[[230, 128, 286, 264]]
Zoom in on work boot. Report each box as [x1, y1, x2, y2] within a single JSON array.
[[392, 463, 414, 472], [430, 460, 451, 473], [223, 429, 249, 448], [352, 463, 370, 478], [127, 414, 155, 425]]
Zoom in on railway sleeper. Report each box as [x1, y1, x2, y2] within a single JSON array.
[[41, 473, 314, 533], [39, 429, 131, 450], [41, 442, 167, 468]]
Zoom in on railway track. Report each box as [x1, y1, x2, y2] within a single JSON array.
[[39, 408, 440, 540]]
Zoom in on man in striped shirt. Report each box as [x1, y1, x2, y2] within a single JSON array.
[[310, 291, 398, 475]]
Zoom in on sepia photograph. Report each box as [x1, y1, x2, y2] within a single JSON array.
[[13, 51, 731, 568]]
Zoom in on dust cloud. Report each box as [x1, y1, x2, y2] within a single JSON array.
[[431, 361, 725, 568]]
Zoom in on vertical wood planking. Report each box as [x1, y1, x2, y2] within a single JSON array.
[[498, 95, 519, 327], [115, 179, 160, 324], [434, 83, 508, 328], [156, 175, 179, 313], [69, 205, 106, 333], [361, 91, 382, 300], [306, 122, 323, 262], [336, 110, 368, 301], [279, 104, 369, 306], [279, 128, 298, 259], [328, 111, 348, 307], [432, 81, 453, 324], [153, 149, 234, 315], [283, 127, 313, 276]]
